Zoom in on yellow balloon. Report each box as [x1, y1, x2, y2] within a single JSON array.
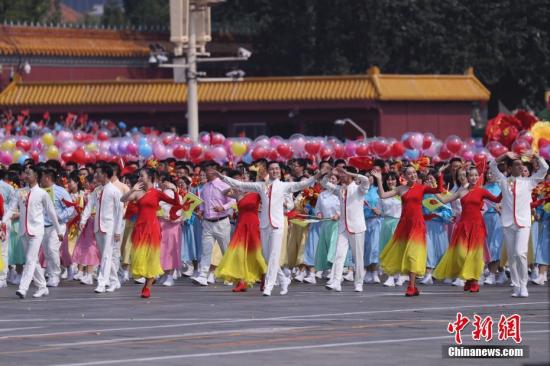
[[85, 143, 98, 152], [12, 149, 22, 162], [42, 133, 55, 146], [230, 142, 247, 157], [46, 146, 59, 159], [1, 139, 15, 151]]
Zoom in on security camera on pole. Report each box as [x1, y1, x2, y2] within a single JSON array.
[[166, 0, 250, 142]]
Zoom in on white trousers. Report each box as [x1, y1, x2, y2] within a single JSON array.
[[111, 220, 125, 276], [19, 233, 46, 292], [200, 218, 231, 275], [503, 225, 530, 289], [41, 224, 66, 281], [332, 231, 365, 285], [261, 226, 286, 290], [95, 231, 118, 288]]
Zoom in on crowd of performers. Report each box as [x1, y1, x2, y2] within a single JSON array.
[[0, 151, 547, 299]]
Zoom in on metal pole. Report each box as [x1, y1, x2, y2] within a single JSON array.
[[345, 119, 367, 140], [186, 8, 199, 142]]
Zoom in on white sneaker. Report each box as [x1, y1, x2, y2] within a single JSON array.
[[303, 272, 317, 284], [182, 265, 194, 277], [262, 288, 272, 296], [0, 281, 7, 288], [80, 274, 94, 285], [280, 277, 291, 295], [372, 272, 381, 284], [354, 284, 363, 292], [532, 275, 546, 286], [106, 282, 120, 292], [452, 278, 465, 287], [223, 280, 234, 286], [46, 277, 60, 288], [324, 269, 332, 279], [73, 271, 83, 281], [207, 272, 216, 284], [496, 272, 508, 284], [33, 287, 49, 298], [283, 267, 292, 278], [94, 285, 106, 293], [121, 270, 130, 283], [60, 268, 68, 280], [519, 287, 529, 297], [192, 275, 208, 286], [173, 270, 180, 280], [396, 275, 408, 286], [383, 276, 395, 287], [484, 273, 496, 285], [344, 270, 355, 282], [16, 289, 27, 299], [529, 268, 539, 282], [157, 274, 167, 285], [443, 278, 453, 285], [160, 275, 173, 286], [420, 274, 433, 285], [134, 277, 146, 284], [315, 270, 323, 279], [364, 272, 373, 283], [13, 273, 21, 285], [294, 269, 306, 283], [325, 282, 342, 292]]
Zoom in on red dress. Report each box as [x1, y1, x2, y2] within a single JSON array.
[[380, 176, 443, 276], [215, 192, 267, 285], [433, 187, 501, 280], [131, 189, 180, 279]]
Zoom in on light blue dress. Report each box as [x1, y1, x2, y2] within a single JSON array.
[[424, 194, 452, 269], [379, 197, 401, 253], [303, 203, 320, 267], [534, 205, 550, 265], [314, 190, 340, 270], [364, 186, 382, 266], [483, 183, 503, 262]]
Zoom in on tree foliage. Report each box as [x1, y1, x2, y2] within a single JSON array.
[[0, 0, 60, 24]]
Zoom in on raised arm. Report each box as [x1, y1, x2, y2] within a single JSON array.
[[320, 175, 339, 195], [286, 176, 316, 193], [482, 188, 502, 204], [215, 171, 263, 193], [121, 182, 145, 203], [530, 155, 549, 184], [437, 189, 462, 204], [424, 164, 448, 194], [58, 188, 76, 224], [490, 152, 512, 183], [371, 171, 397, 199]]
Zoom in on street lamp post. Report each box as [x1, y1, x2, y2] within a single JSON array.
[[186, 9, 199, 142], [334, 118, 367, 140]]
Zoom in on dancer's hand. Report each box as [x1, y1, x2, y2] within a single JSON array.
[[132, 182, 144, 192], [371, 171, 382, 181], [438, 163, 450, 174]]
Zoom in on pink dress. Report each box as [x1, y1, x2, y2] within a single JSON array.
[[159, 190, 182, 271], [72, 192, 101, 266]]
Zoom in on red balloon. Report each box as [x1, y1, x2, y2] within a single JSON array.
[[390, 142, 405, 158], [371, 140, 389, 155], [439, 145, 452, 160], [61, 152, 73, 162], [173, 145, 188, 160], [74, 132, 85, 142], [276, 143, 293, 159], [511, 139, 531, 155], [319, 146, 334, 159], [445, 136, 463, 154], [355, 143, 369, 157], [97, 131, 110, 141], [97, 151, 111, 161], [72, 148, 87, 164], [203, 150, 215, 161], [210, 133, 225, 146], [189, 144, 203, 159], [422, 133, 434, 150], [251, 146, 268, 160], [30, 150, 40, 162], [268, 149, 279, 161], [473, 153, 487, 166], [16, 139, 31, 152], [333, 144, 345, 159], [304, 141, 321, 155]]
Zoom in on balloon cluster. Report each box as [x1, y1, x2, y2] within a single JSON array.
[[0, 124, 547, 166]]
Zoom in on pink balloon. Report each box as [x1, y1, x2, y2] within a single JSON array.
[[461, 149, 474, 161], [270, 136, 283, 148], [211, 145, 227, 162], [210, 133, 225, 146], [127, 141, 138, 155], [0, 151, 12, 165], [289, 135, 306, 154], [345, 141, 356, 157], [153, 143, 168, 160], [409, 132, 424, 150], [61, 140, 77, 154], [199, 132, 211, 145]]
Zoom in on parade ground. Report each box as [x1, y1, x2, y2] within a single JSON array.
[[0, 280, 548, 366]]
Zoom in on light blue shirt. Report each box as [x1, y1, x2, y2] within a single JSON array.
[[44, 184, 75, 226], [0, 180, 15, 212], [363, 185, 381, 219]]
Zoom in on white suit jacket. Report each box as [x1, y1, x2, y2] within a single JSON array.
[[2, 184, 62, 237], [321, 175, 370, 234], [222, 176, 316, 229], [489, 157, 548, 228], [81, 182, 124, 235]]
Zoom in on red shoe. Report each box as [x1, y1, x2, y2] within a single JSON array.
[[405, 285, 420, 297], [232, 280, 247, 293], [464, 280, 471, 291], [469, 281, 480, 293], [141, 286, 151, 299], [260, 276, 265, 292]]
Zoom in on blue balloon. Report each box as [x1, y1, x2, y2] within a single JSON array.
[[404, 149, 420, 160], [131, 127, 139, 133], [18, 154, 29, 165], [118, 121, 127, 129], [138, 136, 148, 146], [139, 143, 153, 158], [242, 152, 252, 164]]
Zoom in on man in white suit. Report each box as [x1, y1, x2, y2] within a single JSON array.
[[80, 164, 124, 293], [490, 152, 548, 298], [214, 162, 320, 296], [321, 166, 370, 292], [2, 166, 64, 299]]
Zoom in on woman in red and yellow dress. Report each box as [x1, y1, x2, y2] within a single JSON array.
[[433, 167, 502, 292], [121, 168, 180, 298], [215, 173, 267, 292], [372, 164, 447, 296]]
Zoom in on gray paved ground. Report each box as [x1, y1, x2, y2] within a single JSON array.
[[0, 279, 548, 366]]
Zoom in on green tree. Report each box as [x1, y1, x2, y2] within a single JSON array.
[[0, 0, 60, 23], [101, 0, 126, 27]]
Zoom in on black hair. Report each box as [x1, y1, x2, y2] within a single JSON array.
[[68, 171, 84, 191], [334, 159, 346, 166], [267, 161, 280, 169], [228, 170, 242, 179], [110, 162, 121, 177], [0, 169, 6, 180], [346, 166, 358, 174], [27, 165, 43, 180], [97, 163, 114, 178], [7, 171, 20, 187], [42, 168, 58, 183], [140, 168, 157, 182], [159, 173, 173, 184], [179, 176, 191, 186], [383, 172, 399, 191]]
